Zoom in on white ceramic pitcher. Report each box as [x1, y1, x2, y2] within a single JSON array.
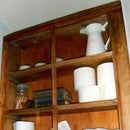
[[80, 22, 110, 55]]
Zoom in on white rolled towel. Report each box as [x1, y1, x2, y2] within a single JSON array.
[[78, 85, 100, 103], [74, 67, 96, 91], [97, 62, 115, 84]]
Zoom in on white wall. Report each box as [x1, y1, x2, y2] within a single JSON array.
[[0, 0, 118, 32], [121, 0, 130, 58]]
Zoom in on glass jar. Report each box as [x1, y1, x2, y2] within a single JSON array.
[[15, 84, 28, 109]]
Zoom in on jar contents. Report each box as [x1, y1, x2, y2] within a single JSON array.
[[15, 84, 28, 109]]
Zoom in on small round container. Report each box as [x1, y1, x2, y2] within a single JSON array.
[[56, 57, 64, 62], [35, 62, 46, 67], [19, 65, 31, 70]]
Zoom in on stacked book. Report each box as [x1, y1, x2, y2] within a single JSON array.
[[30, 87, 72, 107]]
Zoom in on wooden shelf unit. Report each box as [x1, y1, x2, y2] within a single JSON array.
[[1, 1, 130, 130]]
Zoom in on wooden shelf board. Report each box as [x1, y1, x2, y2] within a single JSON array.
[[9, 64, 52, 82], [9, 52, 112, 82], [57, 99, 118, 114], [7, 106, 53, 117], [55, 51, 112, 69], [6, 100, 118, 117]]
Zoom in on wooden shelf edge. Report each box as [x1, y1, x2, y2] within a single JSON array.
[[57, 99, 118, 113], [55, 51, 112, 68], [6, 99, 118, 117], [9, 64, 52, 79], [6, 106, 53, 117]]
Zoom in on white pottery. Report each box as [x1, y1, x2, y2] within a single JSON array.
[[19, 65, 31, 70], [80, 22, 110, 55], [35, 62, 46, 67], [56, 57, 64, 62]]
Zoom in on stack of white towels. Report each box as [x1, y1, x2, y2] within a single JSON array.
[[74, 62, 116, 102]]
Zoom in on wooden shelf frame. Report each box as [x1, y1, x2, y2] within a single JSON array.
[[6, 99, 118, 117], [55, 51, 112, 69], [1, 1, 130, 130], [7, 106, 53, 117], [9, 64, 53, 82], [57, 99, 118, 113]]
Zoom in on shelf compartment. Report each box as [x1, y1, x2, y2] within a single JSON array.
[[55, 51, 112, 70], [55, 15, 109, 61], [57, 99, 118, 114], [7, 106, 53, 117], [58, 109, 119, 129], [9, 64, 52, 82]]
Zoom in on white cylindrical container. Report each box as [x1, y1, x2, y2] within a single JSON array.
[[99, 81, 116, 100], [97, 62, 115, 84], [14, 121, 35, 130], [78, 85, 100, 103], [73, 67, 96, 91], [96, 128, 108, 130], [56, 57, 64, 62]]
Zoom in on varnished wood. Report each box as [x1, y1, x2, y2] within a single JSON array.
[[57, 100, 118, 113], [52, 68, 58, 129], [12, 30, 51, 49], [6, 100, 117, 117], [58, 110, 119, 130], [52, 109, 58, 130], [21, 115, 52, 130], [9, 44, 21, 72], [9, 64, 52, 82], [20, 40, 51, 65], [0, 40, 9, 130], [1, 1, 129, 130], [51, 28, 58, 129], [108, 9, 130, 130], [56, 51, 112, 69], [7, 107, 53, 117], [9, 52, 112, 82]]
